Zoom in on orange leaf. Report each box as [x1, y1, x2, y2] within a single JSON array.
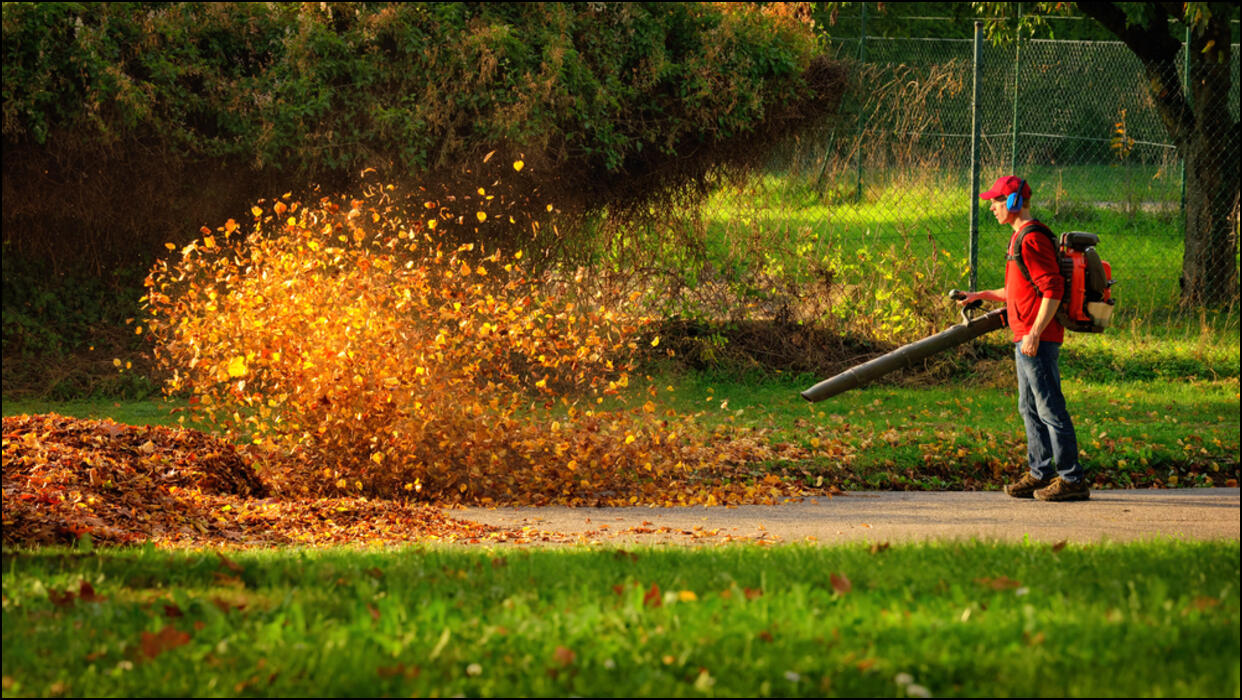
[[553, 645, 575, 667], [140, 625, 191, 659], [643, 583, 662, 607], [48, 589, 75, 607], [975, 576, 1022, 591], [830, 572, 852, 594], [216, 552, 244, 574], [78, 581, 105, 603]]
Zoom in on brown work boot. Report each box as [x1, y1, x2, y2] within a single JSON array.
[[1004, 473, 1054, 498], [1034, 477, 1091, 502]]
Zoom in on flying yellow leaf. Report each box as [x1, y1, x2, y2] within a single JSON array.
[[476, 211, 487, 223], [513, 160, 524, 172]]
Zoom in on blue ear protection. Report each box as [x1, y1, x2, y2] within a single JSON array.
[[1006, 179, 1027, 213]]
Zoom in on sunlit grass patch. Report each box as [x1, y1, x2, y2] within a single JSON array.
[[2, 541, 1238, 697], [701, 167, 1193, 311]]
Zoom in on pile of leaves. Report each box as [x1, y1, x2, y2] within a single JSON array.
[[2, 412, 824, 549], [0, 414, 505, 548]]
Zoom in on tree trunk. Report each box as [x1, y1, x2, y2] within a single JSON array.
[[1076, 2, 1240, 306], [1180, 128, 1240, 306], [1178, 9, 1240, 306]]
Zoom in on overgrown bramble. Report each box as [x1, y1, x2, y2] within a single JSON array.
[[143, 181, 798, 504]]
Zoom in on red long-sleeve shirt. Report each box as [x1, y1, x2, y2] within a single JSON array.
[[1004, 221, 1064, 343]]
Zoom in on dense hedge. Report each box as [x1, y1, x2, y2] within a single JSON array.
[[3, 2, 843, 206]]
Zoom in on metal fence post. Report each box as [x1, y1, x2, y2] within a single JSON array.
[[1179, 23, 1189, 224], [854, 2, 868, 203], [969, 21, 983, 292], [1010, 4, 1021, 173]]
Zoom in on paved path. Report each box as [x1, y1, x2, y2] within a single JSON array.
[[456, 488, 1240, 545]]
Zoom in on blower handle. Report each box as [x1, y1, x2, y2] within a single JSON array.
[[948, 289, 984, 324]]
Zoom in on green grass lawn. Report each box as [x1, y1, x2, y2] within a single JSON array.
[[6, 363, 1237, 492], [2, 541, 1237, 698]]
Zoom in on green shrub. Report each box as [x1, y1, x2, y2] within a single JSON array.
[[3, 3, 843, 210]]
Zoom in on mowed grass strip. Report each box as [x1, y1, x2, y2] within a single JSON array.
[[668, 372, 1239, 489], [2, 542, 1238, 697]]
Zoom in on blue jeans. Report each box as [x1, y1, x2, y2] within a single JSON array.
[[1014, 341, 1083, 482]]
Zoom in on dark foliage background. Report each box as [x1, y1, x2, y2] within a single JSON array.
[[2, 2, 847, 396]]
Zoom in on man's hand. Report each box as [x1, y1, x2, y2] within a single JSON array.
[[1020, 333, 1039, 357], [1023, 297, 1060, 356], [956, 288, 1005, 306]]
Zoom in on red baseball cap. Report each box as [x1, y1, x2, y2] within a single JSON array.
[[980, 175, 1031, 201]]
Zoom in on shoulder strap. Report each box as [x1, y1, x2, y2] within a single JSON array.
[[1006, 222, 1057, 294]]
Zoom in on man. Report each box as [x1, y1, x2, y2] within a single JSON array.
[[958, 176, 1089, 501]]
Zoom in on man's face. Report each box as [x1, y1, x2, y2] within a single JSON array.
[[989, 196, 1013, 225]]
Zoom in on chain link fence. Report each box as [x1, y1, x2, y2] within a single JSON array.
[[687, 13, 1239, 343]]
